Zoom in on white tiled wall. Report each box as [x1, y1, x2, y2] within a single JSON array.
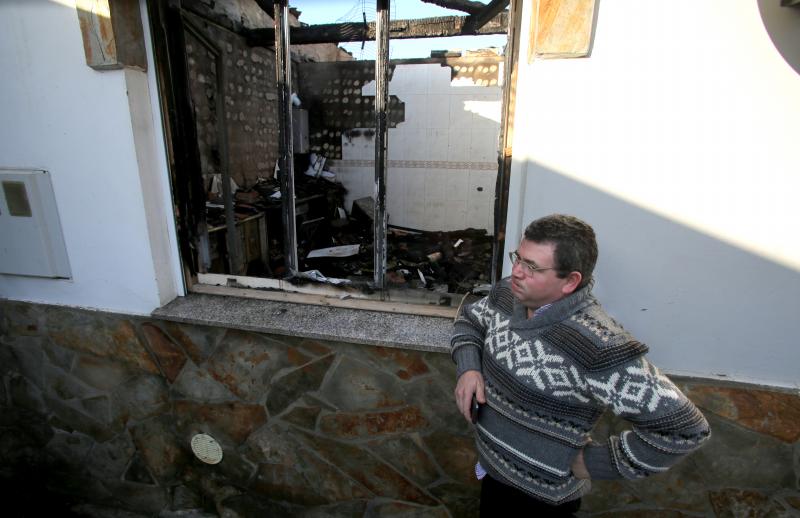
[[334, 63, 501, 233]]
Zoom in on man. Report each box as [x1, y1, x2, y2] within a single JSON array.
[[451, 214, 710, 516]]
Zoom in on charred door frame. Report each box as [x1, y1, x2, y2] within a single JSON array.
[[145, 0, 207, 289], [147, 0, 303, 283], [181, 16, 243, 275]]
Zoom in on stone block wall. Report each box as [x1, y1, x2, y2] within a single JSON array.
[[184, 10, 280, 188], [180, 0, 353, 188], [1, 299, 799, 517], [0, 300, 476, 517]]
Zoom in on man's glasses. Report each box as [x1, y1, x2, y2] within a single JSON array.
[[509, 251, 557, 277]]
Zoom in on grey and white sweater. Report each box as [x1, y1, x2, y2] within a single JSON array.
[[451, 279, 710, 504]]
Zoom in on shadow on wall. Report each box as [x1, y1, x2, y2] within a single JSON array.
[[511, 160, 800, 386], [757, 0, 800, 75]]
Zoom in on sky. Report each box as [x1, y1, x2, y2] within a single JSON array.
[[289, 0, 507, 60]]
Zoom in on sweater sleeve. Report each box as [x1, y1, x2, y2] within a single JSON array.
[[450, 296, 490, 378], [582, 355, 711, 480]]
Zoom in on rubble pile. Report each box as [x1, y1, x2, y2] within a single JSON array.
[[206, 173, 492, 294], [301, 219, 493, 295], [387, 227, 492, 294]]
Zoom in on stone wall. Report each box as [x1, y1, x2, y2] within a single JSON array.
[[184, 10, 280, 188], [181, 2, 352, 189], [1, 299, 799, 517]]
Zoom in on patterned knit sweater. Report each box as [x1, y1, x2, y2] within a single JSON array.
[[451, 279, 710, 504]]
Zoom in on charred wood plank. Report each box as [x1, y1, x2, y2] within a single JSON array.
[[374, 0, 390, 293], [419, 0, 486, 15], [274, 0, 298, 274], [492, 0, 522, 285], [244, 13, 508, 46], [253, 0, 272, 15], [463, 0, 509, 34]]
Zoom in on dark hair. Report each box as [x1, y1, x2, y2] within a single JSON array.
[[523, 214, 598, 289]]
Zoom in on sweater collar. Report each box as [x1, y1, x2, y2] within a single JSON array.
[[510, 285, 595, 330]]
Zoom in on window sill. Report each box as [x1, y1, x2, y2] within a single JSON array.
[[152, 291, 454, 354]]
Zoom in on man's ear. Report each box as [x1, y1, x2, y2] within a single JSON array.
[[562, 271, 583, 295]]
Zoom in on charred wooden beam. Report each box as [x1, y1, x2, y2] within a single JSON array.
[[244, 13, 508, 46], [253, 0, 272, 14], [492, 0, 521, 285], [253, 0, 301, 24], [463, 0, 509, 34], [274, 0, 298, 274], [373, 0, 390, 293], [419, 0, 485, 15]]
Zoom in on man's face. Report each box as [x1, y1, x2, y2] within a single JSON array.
[[510, 239, 577, 310]]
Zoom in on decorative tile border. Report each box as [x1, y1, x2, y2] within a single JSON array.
[[329, 159, 497, 171]]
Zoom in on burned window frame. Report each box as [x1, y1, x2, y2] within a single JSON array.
[[147, 0, 522, 316]]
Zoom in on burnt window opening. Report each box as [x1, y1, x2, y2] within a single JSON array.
[[148, 0, 519, 312]]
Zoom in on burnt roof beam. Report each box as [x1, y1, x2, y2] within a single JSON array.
[[419, 0, 486, 15], [243, 13, 508, 46], [373, 0, 390, 293], [256, 0, 488, 19], [252, 0, 273, 16], [254, 0, 495, 26], [462, 0, 509, 35]]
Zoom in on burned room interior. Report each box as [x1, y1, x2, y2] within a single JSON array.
[[152, 0, 517, 310]]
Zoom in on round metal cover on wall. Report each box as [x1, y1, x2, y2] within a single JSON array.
[[191, 433, 223, 464]]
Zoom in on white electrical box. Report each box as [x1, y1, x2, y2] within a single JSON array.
[[0, 168, 71, 278]]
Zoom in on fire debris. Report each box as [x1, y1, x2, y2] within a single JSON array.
[[206, 170, 491, 294]]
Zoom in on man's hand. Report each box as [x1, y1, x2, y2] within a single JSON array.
[[454, 370, 486, 423], [571, 448, 590, 480]]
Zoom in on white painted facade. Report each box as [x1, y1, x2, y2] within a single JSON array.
[[1, 1, 798, 387], [505, 1, 800, 387], [333, 63, 501, 232], [0, 1, 182, 315]]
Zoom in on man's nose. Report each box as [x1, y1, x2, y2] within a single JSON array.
[[511, 262, 524, 278]]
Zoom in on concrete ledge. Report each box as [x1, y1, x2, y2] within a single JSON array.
[[153, 292, 453, 354]]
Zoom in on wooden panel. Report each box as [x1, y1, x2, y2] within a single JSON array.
[[192, 283, 458, 319], [529, 0, 596, 61], [76, 0, 146, 70]]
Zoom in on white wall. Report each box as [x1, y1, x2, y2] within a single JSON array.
[[333, 63, 501, 232], [506, 1, 800, 387], [0, 0, 181, 315]]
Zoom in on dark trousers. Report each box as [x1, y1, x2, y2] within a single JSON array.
[[479, 474, 581, 517]]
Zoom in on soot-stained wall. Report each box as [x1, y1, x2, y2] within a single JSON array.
[[184, 10, 280, 188], [298, 61, 405, 159]]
